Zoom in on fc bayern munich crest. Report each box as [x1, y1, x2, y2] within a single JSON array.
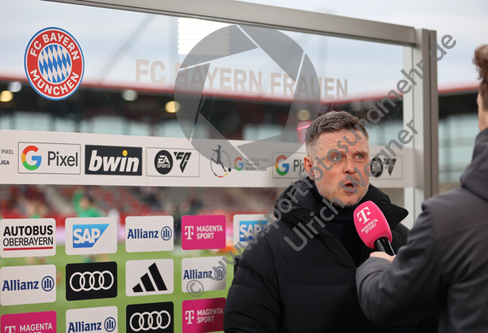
[[24, 27, 84, 100]]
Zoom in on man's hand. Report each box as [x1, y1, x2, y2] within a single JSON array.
[[370, 251, 396, 263]]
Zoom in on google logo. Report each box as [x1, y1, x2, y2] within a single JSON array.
[[275, 155, 289, 176], [22, 145, 42, 170], [234, 157, 244, 171]]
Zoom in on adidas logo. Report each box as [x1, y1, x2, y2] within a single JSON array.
[[133, 263, 167, 293]]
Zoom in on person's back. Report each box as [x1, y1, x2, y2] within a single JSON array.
[[356, 44, 488, 332], [428, 128, 488, 331]]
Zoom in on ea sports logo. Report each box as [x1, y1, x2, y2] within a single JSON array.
[[175, 25, 320, 170], [154, 150, 173, 175], [25, 27, 84, 100]]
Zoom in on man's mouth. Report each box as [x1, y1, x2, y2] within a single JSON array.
[[343, 181, 355, 190]]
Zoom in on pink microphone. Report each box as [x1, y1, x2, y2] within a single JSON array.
[[354, 201, 395, 255]]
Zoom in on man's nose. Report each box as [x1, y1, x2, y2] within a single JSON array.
[[343, 157, 356, 174]]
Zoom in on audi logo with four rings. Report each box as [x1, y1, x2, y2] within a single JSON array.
[[130, 311, 171, 331], [69, 270, 114, 292]]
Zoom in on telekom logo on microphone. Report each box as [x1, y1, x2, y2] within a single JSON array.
[[356, 207, 371, 224]]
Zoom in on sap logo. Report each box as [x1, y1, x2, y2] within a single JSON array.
[[239, 220, 268, 242], [174, 152, 191, 172], [85, 145, 142, 176], [73, 224, 109, 248], [370, 157, 397, 178]]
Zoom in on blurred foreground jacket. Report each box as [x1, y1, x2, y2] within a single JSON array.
[[357, 128, 488, 332]]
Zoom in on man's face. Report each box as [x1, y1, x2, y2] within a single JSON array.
[[304, 130, 370, 207]]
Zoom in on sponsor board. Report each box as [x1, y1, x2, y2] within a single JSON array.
[[0, 218, 56, 258], [66, 262, 117, 301], [0, 264, 56, 306], [147, 148, 199, 177], [125, 216, 174, 253], [126, 302, 173, 333], [181, 215, 226, 250], [66, 306, 117, 333], [24, 27, 84, 100], [182, 257, 226, 293], [65, 217, 117, 255], [126, 259, 174, 297], [18, 142, 81, 174], [85, 145, 142, 176], [233, 214, 268, 247], [182, 298, 226, 333], [1, 311, 56, 333], [0, 131, 413, 188]]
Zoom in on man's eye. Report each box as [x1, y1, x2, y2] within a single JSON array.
[[355, 154, 364, 161], [331, 155, 341, 163]]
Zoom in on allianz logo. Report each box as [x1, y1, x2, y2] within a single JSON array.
[[2, 276, 54, 292], [127, 226, 172, 241], [183, 268, 224, 281], [73, 224, 108, 248], [68, 318, 116, 333]]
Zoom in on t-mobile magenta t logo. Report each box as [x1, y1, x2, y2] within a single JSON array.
[[185, 310, 195, 324], [356, 207, 371, 224], [184, 226, 194, 240]]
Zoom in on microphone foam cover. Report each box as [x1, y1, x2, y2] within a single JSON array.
[[354, 201, 392, 249]]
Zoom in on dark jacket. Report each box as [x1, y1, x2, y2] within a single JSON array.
[[356, 128, 488, 332], [224, 178, 437, 332]]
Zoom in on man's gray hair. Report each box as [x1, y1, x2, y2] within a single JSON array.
[[305, 111, 369, 157]]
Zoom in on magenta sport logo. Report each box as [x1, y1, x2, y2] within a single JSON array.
[[1, 311, 56, 333], [182, 298, 226, 333], [181, 215, 226, 250]]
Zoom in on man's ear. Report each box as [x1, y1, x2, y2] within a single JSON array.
[[304, 155, 313, 176]]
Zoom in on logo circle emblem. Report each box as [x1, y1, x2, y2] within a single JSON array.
[[24, 27, 84, 100], [129, 311, 171, 331], [161, 226, 172, 241], [214, 266, 225, 281], [41, 276, 55, 292], [174, 25, 320, 170], [69, 270, 114, 292], [104, 317, 116, 332], [154, 150, 173, 175]]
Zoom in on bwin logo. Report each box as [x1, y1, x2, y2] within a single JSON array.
[[73, 224, 109, 248], [85, 145, 142, 176]]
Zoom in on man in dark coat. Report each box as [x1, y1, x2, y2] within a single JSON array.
[[356, 45, 488, 333], [224, 111, 437, 332]]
